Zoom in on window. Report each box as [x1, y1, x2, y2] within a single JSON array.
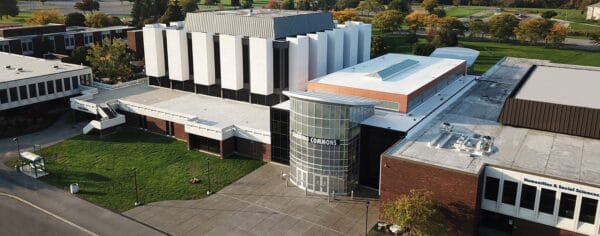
[[46, 81, 55, 94], [48, 37, 56, 51], [558, 193, 577, 219], [28, 84, 37, 98], [501, 181, 518, 205], [539, 189, 556, 214], [84, 34, 93, 45], [519, 184, 537, 210], [21, 40, 33, 54], [55, 79, 63, 92], [0, 43, 9, 52], [19, 85, 27, 100], [63, 77, 71, 90], [484, 177, 500, 201], [72, 76, 79, 89], [579, 198, 598, 224], [0, 89, 8, 104], [38, 82, 46, 96], [65, 35, 75, 48], [9, 87, 18, 101]]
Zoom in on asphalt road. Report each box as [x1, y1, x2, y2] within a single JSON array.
[[0, 194, 89, 236]]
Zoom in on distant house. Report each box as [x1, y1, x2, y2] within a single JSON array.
[[587, 2, 600, 20]]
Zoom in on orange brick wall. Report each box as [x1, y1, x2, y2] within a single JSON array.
[[307, 82, 408, 112]]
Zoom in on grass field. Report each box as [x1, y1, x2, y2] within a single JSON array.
[[0, 12, 32, 24], [445, 6, 490, 18], [32, 128, 263, 212]]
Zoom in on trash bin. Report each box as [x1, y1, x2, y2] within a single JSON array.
[[70, 183, 79, 194]]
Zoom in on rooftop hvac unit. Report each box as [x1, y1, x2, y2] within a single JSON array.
[[476, 135, 494, 155], [440, 122, 453, 133]]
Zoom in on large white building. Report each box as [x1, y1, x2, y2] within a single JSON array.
[[143, 9, 372, 106], [0, 52, 92, 111], [587, 2, 600, 20]]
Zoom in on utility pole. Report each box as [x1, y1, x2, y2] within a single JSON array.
[[365, 201, 370, 236], [133, 168, 142, 206], [12, 138, 20, 171], [206, 160, 212, 195]]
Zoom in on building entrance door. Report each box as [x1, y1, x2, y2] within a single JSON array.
[[314, 175, 328, 194], [296, 169, 307, 189]]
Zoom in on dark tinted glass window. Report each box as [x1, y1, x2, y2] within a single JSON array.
[[55, 79, 63, 92], [63, 77, 71, 90], [539, 189, 556, 214], [19, 85, 28, 99], [558, 193, 577, 219], [579, 197, 598, 224], [502, 181, 518, 205], [46, 81, 54, 94], [0, 89, 8, 103], [72, 76, 79, 89], [519, 184, 537, 210], [484, 177, 500, 201], [38, 82, 46, 96], [9, 87, 18, 101], [28, 84, 37, 98]]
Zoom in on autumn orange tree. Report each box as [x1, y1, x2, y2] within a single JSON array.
[[26, 10, 64, 25], [545, 22, 568, 47], [332, 8, 358, 23]]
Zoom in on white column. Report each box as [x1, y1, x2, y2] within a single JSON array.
[[358, 23, 372, 63], [326, 28, 344, 74], [249, 37, 273, 95], [287, 36, 309, 91], [192, 32, 215, 85], [143, 25, 166, 77], [219, 34, 243, 90], [341, 24, 359, 67], [166, 29, 189, 81], [308, 32, 327, 80]]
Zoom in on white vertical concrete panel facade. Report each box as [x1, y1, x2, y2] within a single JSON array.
[[341, 24, 359, 67], [191, 32, 215, 85], [143, 25, 166, 77], [287, 36, 309, 91], [166, 29, 189, 81], [219, 34, 244, 90], [326, 28, 344, 74], [308, 32, 328, 80], [358, 23, 372, 63], [249, 37, 273, 95]]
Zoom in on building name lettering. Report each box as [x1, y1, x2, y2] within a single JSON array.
[[291, 131, 339, 146], [524, 178, 600, 197]]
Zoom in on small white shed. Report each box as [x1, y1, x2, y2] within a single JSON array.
[[587, 2, 600, 20]]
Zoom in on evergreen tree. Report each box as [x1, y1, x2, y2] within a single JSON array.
[[131, 0, 149, 27], [0, 0, 20, 19], [160, 0, 184, 24]]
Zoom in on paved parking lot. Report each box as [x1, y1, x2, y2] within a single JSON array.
[[124, 163, 380, 236]]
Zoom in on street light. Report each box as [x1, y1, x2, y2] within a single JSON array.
[[132, 168, 142, 206], [206, 160, 212, 195], [365, 201, 370, 236], [12, 137, 20, 171]]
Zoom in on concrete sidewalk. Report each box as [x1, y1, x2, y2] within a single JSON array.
[[125, 163, 380, 236]]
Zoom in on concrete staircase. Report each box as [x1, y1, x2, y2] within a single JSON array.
[[82, 102, 125, 134]]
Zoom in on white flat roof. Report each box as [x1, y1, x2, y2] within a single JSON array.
[[310, 53, 466, 95], [0, 53, 89, 83], [515, 65, 600, 110], [430, 47, 479, 67]]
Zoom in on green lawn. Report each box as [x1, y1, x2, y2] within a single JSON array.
[[35, 128, 264, 212], [0, 12, 32, 24], [445, 6, 489, 18]]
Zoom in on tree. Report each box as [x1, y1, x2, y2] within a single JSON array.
[[436, 16, 465, 46], [332, 9, 358, 23], [421, 0, 438, 13], [316, 0, 336, 10], [240, 0, 253, 8], [388, 0, 411, 14], [545, 22, 568, 47], [160, 0, 184, 24], [180, 0, 199, 14], [231, 0, 240, 7], [0, 0, 19, 19], [373, 10, 404, 32], [541, 10, 558, 19], [335, 0, 360, 10], [265, 0, 280, 8], [130, 0, 150, 27], [405, 11, 427, 32], [488, 13, 519, 41], [468, 18, 489, 39], [297, 0, 314, 10], [86, 12, 122, 27], [26, 10, 65, 25], [513, 17, 551, 44], [431, 7, 446, 17], [413, 42, 437, 56], [65, 12, 86, 26], [382, 189, 445, 236], [371, 35, 389, 57], [74, 0, 100, 13], [68, 46, 88, 65], [281, 0, 295, 9], [356, 0, 384, 15], [86, 38, 135, 83]]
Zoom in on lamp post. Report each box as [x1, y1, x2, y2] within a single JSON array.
[[365, 201, 370, 236], [12, 137, 20, 171], [133, 168, 142, 206], [206, 160, 212, 195]]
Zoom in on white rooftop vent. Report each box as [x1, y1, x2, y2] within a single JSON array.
[[368, 59, 419, 81], [428, 122, 495, 157], [5, 65, 11, 69], [17, 68, 23, 72]]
